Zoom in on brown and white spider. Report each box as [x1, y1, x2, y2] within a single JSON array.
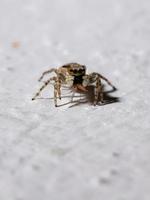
[[32, 63, 116, 106]]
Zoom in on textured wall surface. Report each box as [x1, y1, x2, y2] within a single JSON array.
[[0, 0, 150, 200]]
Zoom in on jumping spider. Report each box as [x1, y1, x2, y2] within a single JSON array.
[[32, 63, 116, 107]]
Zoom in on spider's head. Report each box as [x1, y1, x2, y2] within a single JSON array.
[[68, 63, 86, 77]]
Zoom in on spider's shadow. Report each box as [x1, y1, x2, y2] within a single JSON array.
[[59, 85, 120, 108], [86, 85, 119, 105]]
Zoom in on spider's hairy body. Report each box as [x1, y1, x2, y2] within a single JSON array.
[[32, 63, 116, 107], [57, 63, 86, 85]]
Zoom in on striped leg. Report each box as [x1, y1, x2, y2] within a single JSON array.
[[94, 75, 103, 105], [38, 68, 57, 82], [32, 77, 56, 101], [54, 78, 61, 107], [57, 79, 61, 100], [98, 73, 116, 90], [54, 84, 57, 106]]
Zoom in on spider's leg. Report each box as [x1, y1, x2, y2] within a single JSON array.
[[32, 77, 55, 101], [38, 68, 57, 82], [97, 73, 116, 90], [54, 77, 62, 107], [54, 83, 57, 107], [94, 74, 103, 105], [57, 78, 61, 100]]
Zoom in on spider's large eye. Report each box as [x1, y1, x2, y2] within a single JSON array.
[[73, 69, 77, 73], [70, 69, 73, 72]]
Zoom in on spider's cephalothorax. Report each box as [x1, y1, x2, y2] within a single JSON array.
[[32, 63, 116, 107], [62, 63, 86, 85]]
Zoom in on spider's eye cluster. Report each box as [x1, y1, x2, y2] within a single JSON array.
[[70, 68, 85, 73]]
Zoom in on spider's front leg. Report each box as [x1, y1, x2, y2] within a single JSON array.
[[87, 73, 104, 105], [54, 77, 62, 107], [38, 68, 57, 82], [97, 73, 116, 90], [32, 77, 56, 101], [94, 74, 104, 105]]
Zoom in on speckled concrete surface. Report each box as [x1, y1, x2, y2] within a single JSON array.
[[0, 0, 150, 200]]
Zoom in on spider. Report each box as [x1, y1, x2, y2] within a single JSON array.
[[32, 63, 116, 107]]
